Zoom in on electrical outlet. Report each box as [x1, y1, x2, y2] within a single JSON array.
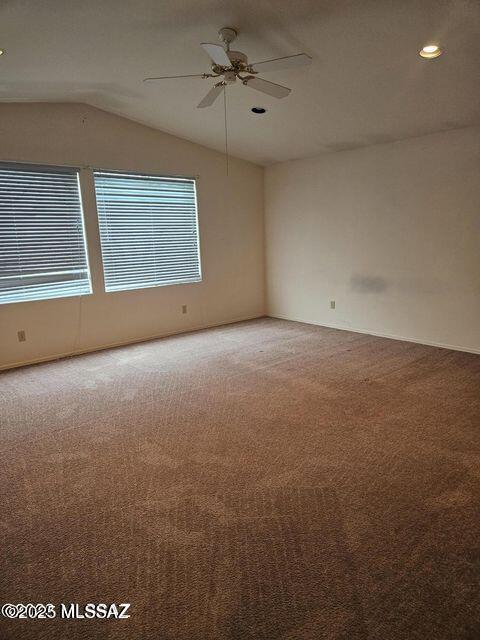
[[17, 330, 26, 342], [330, 300, 336, 310], [182, 305, 187, 314]]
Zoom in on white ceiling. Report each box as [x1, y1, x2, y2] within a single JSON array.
[[0, 0, 479, 165]]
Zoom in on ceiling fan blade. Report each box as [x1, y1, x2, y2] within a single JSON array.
[[201, 43, 231, 67], [144, 74, 206, 82], [250, 53, 312, 73], [197, 83, 224, 108], [244, 76, 291, 99]]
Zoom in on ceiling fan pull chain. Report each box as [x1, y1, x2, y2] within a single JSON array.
[[223, 85, 229, 177]]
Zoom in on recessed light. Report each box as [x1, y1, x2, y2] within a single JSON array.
[[419, 44, 443, 59], [0, 49, 5, 56], [251, 107, 266, 114]]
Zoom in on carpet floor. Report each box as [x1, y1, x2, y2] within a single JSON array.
[[1, 317, 479, 640]]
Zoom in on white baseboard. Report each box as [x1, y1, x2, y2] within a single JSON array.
[[0, 313, 266, 371], [3, 312, 477, 371], [268, 313, 480, 355]]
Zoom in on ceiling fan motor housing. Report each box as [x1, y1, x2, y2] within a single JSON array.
[[227, 50, 247, 64], [211, 50, 249, 77]]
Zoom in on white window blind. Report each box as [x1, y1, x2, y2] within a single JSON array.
[[0, 164, 91, 304], [93, 171, 201, 293]]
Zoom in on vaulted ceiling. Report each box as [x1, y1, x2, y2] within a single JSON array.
[[0, 0, 479, 165]]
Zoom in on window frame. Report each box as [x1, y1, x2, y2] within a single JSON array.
[[0, 161, 92, 305], [92, 168, 203, 294]]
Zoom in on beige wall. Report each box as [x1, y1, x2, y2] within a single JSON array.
[[265, 126, 480, 353], [2, 105, 478, 368], [0, 103, 265, 368]]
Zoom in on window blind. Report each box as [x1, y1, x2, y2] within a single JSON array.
[[93, 171, 201, 292], [0, 164, 91, 304]]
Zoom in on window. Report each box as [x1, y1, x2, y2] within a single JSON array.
[[93, 171, 201, 293], [0, 164, 91, 304]]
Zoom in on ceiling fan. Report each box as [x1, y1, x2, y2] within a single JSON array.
[[144, 27, 312, 108]]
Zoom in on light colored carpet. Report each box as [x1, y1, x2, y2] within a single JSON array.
[[1, 317, 479, 639]]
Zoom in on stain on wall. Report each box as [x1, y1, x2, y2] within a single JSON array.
[[350, 275, 388, 293]]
